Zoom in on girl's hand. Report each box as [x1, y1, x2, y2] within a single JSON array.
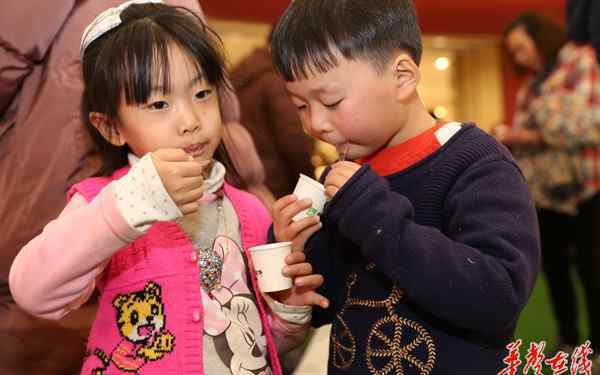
[[324, 161, 361, 199], [269, 251, 329, 309], [151, 149, 210, 215], [272, 195, 322, 253]]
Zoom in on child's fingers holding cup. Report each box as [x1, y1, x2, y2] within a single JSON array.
[[272, 195, 298, 242], [281, 198, 314, 222], [293, 284, 330, 309], [272, 194, 299, 215], [273, 195, 311, 239], [291, 220, 322, 252], [282, 261, 313, 279], [284, 250, 307, 266], [275, 206, 321, 244], [293, 274, 324, 289]]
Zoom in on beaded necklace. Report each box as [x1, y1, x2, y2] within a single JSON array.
[[197, 194, 227, 297]]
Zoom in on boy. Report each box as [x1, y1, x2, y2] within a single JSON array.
[[269, 0, 540, 373]]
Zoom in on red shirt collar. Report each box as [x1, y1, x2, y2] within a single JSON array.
[[357, 122, 444, 176]]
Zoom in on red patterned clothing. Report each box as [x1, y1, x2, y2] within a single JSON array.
[[512, 42, 600, 214]]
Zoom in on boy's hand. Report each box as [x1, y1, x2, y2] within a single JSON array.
[[151, 149, 210, 215], [269, 251, 329, 309], [324, 161, 362, 199], [272, 195, 322, 252]]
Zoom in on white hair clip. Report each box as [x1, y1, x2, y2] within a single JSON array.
[[80, 0, 164, 58]]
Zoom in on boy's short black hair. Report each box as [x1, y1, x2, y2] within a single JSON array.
[[271, 0, 422, 81]]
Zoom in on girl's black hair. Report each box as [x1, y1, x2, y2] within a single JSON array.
[[81, 3, 244, 188], [270, 0, 422, 81]]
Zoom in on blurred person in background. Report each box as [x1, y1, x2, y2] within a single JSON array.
[[567, 0, 600, 62], [231, 31, 315, 199], [0, 0, 271, 372], [497, 12, 600, 364]]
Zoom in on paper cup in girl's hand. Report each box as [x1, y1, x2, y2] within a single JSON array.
[[292, 174, 327, 221], [249, 242, 293, 293]]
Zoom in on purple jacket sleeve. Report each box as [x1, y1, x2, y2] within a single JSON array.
[[326, 158, 539, 333]]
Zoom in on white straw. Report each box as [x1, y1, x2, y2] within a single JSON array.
[[338, 143, 350, 161]]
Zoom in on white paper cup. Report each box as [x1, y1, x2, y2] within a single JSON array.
[[292, 174, 327, 221], [249, 242, 293, 293]]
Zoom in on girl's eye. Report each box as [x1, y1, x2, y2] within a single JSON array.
[[149, 101, 168, 110], [296, 104, 307, 111], [196, 89, 212, 99], [324, 99, 343, 109]]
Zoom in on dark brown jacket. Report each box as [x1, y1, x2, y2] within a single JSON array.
[[232, 48, 314, 198]]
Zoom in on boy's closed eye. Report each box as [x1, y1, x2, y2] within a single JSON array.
[[324, 98, 343, 109], [295, 103, 307, 111], [294, 99, 343, 111]]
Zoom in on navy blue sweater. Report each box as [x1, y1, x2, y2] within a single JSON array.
[[307, 124, 540, 374]]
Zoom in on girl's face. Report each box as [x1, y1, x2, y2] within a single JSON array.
[[111, 44, 223, 163], [505, 26, 544, 73]]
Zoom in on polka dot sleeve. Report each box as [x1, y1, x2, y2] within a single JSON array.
[[110, 153, 182, 232]]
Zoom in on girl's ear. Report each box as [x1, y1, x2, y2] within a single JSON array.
[[391, 53, 420, 101], [89, 112, 125, 146]]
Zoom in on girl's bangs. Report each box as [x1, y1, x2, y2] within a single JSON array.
[[115, 23, 217, 106]]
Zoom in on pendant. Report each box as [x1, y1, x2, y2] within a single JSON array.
[[198, 246, 223, 294]]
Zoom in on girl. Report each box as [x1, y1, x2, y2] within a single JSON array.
[[9, 1, 328, 374]]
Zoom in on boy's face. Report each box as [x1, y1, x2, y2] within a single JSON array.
[[285, 55, 406, 160]]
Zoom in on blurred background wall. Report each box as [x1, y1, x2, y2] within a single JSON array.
[[204, 0, 565, 125]]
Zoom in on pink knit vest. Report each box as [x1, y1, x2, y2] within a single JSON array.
[[70, 167, 282, 375]]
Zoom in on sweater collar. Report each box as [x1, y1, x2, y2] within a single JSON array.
[[357, 122, 462, 176]]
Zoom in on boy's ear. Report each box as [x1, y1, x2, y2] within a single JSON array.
[[89, 112, 125, 146], [392, 53, 420, 101]]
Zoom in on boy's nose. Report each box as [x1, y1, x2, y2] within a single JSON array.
[[309, 108, 332, 135]]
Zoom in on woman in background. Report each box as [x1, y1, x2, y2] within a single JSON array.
[[498, 12, 600, 365]]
